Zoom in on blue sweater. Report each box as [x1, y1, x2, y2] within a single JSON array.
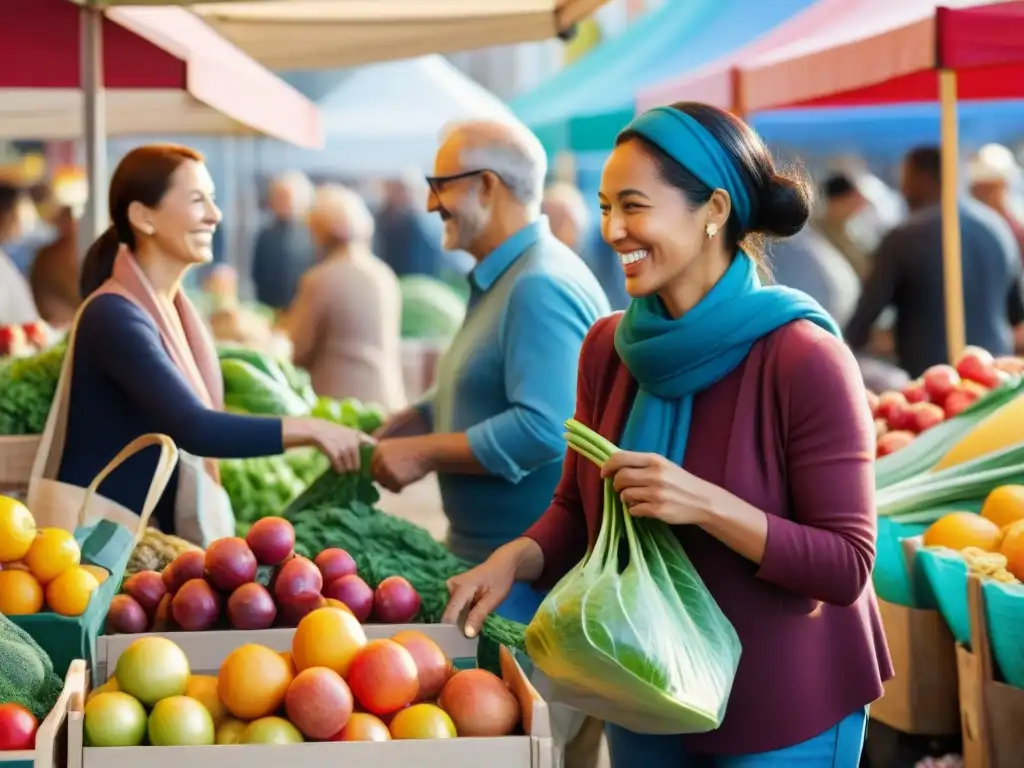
[[57, 294, 284, 533], [421, 219, 610, 563]]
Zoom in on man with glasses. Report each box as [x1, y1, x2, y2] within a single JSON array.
[[372, 118, 610, 623]]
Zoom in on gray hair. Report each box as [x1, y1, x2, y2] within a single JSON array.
[[311, 183, 374, 244], [543, 182, 590, 231], [441, 119, 547, 213], [270, 170, 314, 213]]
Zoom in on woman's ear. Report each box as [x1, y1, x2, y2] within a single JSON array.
[[126, 201, 155, 237], [706, 189, 732, 231]]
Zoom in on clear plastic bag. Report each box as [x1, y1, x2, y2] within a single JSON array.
[[524, 421, 741, 734]]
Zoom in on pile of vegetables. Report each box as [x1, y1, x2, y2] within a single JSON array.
[[399, 275, 466, 341], [0, 613, 64, 721], [0, 341, 65, 436], [219, 353, 384, 530], [524, 420, 740, 735]]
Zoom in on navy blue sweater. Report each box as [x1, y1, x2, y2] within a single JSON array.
[[57, 294, 284, 533]]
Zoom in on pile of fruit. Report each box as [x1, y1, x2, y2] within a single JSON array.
[[86, 611, 523, 747], [107, 517, 422, 634], [0, 496, 109, 617], [0, 322, 55, 359], [870, 347, 1021, 457], [921, 484, 1024, 584]]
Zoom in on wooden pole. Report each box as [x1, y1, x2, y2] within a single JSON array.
[[939, 69, 966, 363]]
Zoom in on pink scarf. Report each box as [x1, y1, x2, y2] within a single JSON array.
[[94, 247, 225, 483]]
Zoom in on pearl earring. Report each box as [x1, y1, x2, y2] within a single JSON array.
[[705, 223, 719, 238]]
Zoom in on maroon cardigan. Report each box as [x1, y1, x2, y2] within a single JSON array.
[[525, 314, 893, 755]]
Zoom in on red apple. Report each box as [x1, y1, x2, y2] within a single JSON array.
[[902, 380, 930, 404], [957, 346, 1000, 387], [875, 419, 889, 440], [922, 365, 960, 404], [875, 391, 908, 422], [877, 430, 915, 458], [944, 387, 980, 418], [0, 703, 37, 751], [886, 401, 915, 432], [910, 402, 945, 433]]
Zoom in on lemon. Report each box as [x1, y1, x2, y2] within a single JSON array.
[[0, 496, 37, 563], [46, 566, 100, 616], [81, 564, 110, 584], [0, 569, 44, 615], [25, 528, 80, 585]]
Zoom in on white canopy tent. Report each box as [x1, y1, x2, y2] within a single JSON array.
[[274, 55, 524, 177], [76, 1, 607, 70]]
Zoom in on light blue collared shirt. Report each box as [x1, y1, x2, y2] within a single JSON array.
[[420, 217, 610, 563]]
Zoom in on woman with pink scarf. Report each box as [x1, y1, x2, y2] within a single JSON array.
[[57, 145, 367, 535]]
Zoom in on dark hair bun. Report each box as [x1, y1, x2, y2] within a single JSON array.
[[753, 173, 811, 238]]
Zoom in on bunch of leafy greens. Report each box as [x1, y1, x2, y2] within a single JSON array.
[[524, 420, 741, 734]]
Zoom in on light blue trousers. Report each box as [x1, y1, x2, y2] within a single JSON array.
[[605, 707, 868, 768]]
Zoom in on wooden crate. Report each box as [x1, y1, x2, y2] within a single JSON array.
[[70, 625, 559, 768], [957, 576, 1024, 768]]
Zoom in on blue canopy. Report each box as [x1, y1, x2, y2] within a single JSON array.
[[511, 0, 816, 154], [752, 103, 1024, 163]]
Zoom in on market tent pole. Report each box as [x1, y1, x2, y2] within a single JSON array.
[[80, 4, 108, 242], [939, 69, 966, 363]]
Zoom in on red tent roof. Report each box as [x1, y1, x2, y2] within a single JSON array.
[[742, 0, 1024, 111], [0, 0, 322, 146], [638, 0, 1024, 114]]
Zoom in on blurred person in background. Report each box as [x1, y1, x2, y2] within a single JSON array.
[[543, 181, 589, 252], [285, 184, 407, 413], [968, 143, 1024, 258], [544, 182, 621, 312], [374, 172, 446, 279], [0, 182, 40, 325], [815, 173, 871, 280], [846, 146, 1024, 378], [62, 145, 368, 536], [251, 171, 316, 311], [768, 226, 861, 327], [30, 204, 80, 328], [372, 118, 609, 622]]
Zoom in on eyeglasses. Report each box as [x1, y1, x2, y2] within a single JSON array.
[[425, 169, 503, 195]]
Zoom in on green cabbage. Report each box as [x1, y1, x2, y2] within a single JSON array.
[[524, 420, 741, 734]]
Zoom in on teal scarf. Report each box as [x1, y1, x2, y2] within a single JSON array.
[[614, 107, 841, 464]]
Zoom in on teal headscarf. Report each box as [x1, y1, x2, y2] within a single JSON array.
[[614, 107, 841, 465]]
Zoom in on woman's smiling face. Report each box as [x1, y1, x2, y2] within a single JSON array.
[[598, 139, 709, 300]]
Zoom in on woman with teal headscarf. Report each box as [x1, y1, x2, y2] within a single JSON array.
[[443, 103, 892, 767]]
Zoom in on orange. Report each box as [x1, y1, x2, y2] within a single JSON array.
[[279, 651, 296, 674], [324, 598, 353, 614], [0, 496, 36, 563], [291, 607, 367, 676], [25, 528, 80, 584], [982, 485, 1024, 529], [46, 566, 100, 616], [218, 644, 293, 721], [0, 569, 44, 615], [999, 520, 1024, 581], [80, 564, 109, 584], [185, 674, 229, 724], [923, 512, 1002, 552]]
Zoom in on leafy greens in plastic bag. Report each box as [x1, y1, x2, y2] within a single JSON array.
[[524, 420, 741, 735]]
